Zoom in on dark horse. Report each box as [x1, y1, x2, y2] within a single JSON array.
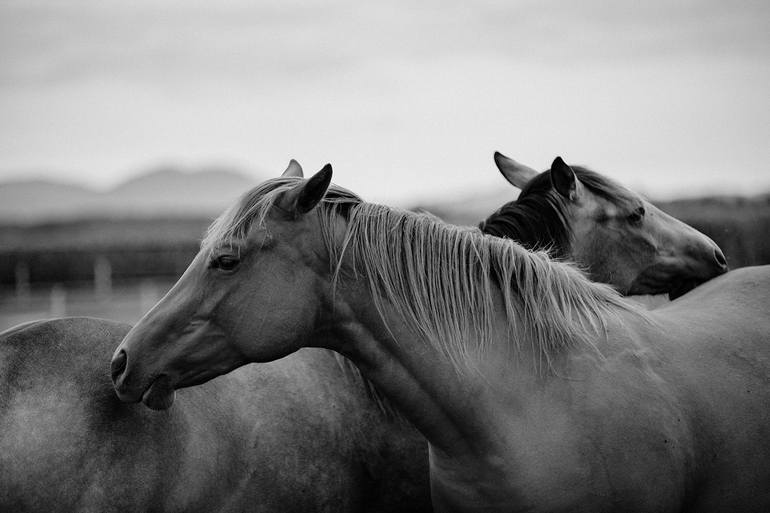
[[0, 157, 726, 512], [482, 152, 726, 299]]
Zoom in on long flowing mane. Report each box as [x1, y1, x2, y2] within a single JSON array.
[[479, 166, 640, 257], [203, 177, 638, 375], [340, 202, 634, 372]]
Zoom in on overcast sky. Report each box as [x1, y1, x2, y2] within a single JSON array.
[[0, 0, 768, 204]]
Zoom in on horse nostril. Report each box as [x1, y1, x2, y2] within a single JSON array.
[[714, 248, 728, 269], [111, 349, 128, 383]]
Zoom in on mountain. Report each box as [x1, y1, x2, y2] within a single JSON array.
[[0, 180, 98, 222], [105, 166, 259, 216], [0, 167, 261, 223]]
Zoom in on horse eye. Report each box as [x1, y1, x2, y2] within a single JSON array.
[[627, 206, 645, 224], [210, 255, 240, 271]]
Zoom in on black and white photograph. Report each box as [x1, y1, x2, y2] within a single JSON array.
[[1, 1, 768, 511]]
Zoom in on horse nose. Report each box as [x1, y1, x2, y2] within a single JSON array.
[[713, 246, 728, 271], [111, 349, 128, 385]]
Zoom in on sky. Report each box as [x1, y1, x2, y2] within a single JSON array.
[[0, 0, 768, 204]]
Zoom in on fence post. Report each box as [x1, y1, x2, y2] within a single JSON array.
[[15, 260, 30, 303], [94, 256, 112, 298], [50, 284, 67, 318], [139, 279, 160, 313]]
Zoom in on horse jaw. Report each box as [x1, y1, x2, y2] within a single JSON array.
[[626, 262, 705, 300], [666, 278, 700, 300], [141, 374, 176, 411]]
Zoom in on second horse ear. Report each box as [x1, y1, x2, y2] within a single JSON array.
[[280, 164, 333, 216], [282, 159, 304, 178], [550, 157, 580, 200], [494, 152, 539, 189]]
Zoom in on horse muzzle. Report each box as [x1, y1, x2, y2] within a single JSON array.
[[111, 348, 177, 410]]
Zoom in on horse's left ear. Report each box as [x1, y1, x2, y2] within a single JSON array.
[[282, 159, 304, 178], [550, 157, 581, 200], [281, 164, 333, 215]]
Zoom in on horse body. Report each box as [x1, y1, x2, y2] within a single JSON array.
[[425, 271, 770, 511], [337, 265, 770, 512], [0, 318, 429, 512], [111, 168, 769, 512]]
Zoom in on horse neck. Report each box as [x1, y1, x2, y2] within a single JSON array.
[[316, 203, 630, 460], [324, 276, 542, 461]]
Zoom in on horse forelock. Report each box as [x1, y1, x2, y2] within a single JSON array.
[[479, 166, 640, 257], [200, 177, 362, 257]]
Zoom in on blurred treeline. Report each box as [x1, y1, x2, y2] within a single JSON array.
[[1, 194, 769, 289]]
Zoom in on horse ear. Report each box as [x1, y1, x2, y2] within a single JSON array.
[[282, 159, 304, 178], [282, 164, 333, 215], [550, 157, 580, 200], [494, 151, 539, 189]]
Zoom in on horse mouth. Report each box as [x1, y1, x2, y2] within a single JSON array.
[[141, 374, 176, 411], [667, 278, 700, 300], [628, 263, 712, 300]]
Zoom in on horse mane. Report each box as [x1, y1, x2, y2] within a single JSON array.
[[339, 202, 635, 372], [479, 166, 641, 258], [204, 176, 638, 377]]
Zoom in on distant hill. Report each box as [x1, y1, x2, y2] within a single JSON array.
[[0, 166, 261, 223], [0, 180, 98, 221]]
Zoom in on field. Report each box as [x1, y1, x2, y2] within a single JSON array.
[[1, 194, 768, 332]]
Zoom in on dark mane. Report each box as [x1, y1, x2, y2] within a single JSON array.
[[478, 166, 638, 258]]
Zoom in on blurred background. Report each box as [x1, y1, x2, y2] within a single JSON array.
[[1, 0, 768, 330]]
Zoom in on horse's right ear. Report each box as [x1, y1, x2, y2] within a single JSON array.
[[282, 159, 304, 178], [280, 164, 333, 216], [550, 157, 580, 200], [494, 152, 539, 189]]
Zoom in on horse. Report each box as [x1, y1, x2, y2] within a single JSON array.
[[0, 317, 424, 512], [112, 165, 770, 512], [1, 157, 727, 512], [482, 152, 726, 298]]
